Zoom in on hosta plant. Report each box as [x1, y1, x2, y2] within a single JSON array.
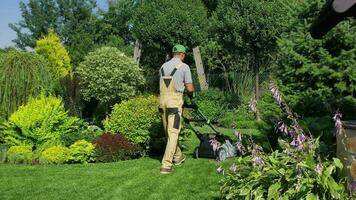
[[220, 134, 349, 199]]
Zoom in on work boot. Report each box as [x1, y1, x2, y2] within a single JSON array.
[[160, 167, 173, 174], [173, 155, 186, 166]]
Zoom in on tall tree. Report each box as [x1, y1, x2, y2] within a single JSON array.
[[131, 0, 209, 68], [9, 0, 98, 64], [212, 0, 299, 118]]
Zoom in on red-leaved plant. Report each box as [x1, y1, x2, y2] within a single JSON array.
[[93, 133, 142, 162]]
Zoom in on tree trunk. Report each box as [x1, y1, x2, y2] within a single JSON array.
[[255, 63, 260, 120]]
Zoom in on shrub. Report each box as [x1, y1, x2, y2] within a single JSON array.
[[60, 122, 104, 146], [1, 95, 80, 148], [195, 88, 228, 121], [104, 95, 162, 145], [77, 47, 145, 104], [93, 133, 141, 162], [0, 50, 55, 118], [68, 140, 95, 163], [35, 29, 72, 81], [39, 146, 70, 164], [7, 145, 33, 164], [220, 135, 347, 199]]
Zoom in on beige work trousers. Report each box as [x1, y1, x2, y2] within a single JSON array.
[[159, 93, 184, 169]]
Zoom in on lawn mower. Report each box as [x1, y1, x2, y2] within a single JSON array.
[[183, 103, 237, 161]]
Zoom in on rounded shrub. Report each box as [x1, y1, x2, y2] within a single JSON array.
[[68, 140, 95, 163], [77, 47, 145, 103], [104, 95, 161, 145], [39, 146, 70, 164], [1, 95, 80, 148], [7, 145, 33, 164], [0, 50, 55, 118], [93, 133, 142, 162]]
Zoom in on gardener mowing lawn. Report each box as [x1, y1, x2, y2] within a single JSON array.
[[158, 44, 195, 174]]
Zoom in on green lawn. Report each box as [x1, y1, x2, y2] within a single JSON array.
[[0, 157, 222, 200], [0, 126, 257, 200]]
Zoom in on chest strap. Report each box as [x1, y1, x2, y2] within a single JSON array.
[[160, 64, 183, 77]]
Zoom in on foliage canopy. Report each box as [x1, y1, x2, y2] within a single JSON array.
[[77, 47, 145, 104]]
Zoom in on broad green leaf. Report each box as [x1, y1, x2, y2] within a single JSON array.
[[267, 182, 281, 200], [332, 158, 343, 169], [306, 193, 318, 200]]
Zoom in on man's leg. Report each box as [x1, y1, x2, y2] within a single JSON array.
[[161, 108, 182, 169]]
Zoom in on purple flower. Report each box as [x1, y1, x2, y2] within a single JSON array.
[[332, 111, 343, 135], [270, 84, 283, 106], [252, 156, 265, 167], [315, 163, 323, 175], [209, 138, 219, 152], [234, 130, 242, 141], [251, 144, 264, 168], [275, 121, 289, 137], [229, 163, 237, 173], [217, 166, 224, 174], [290, 134, 306, 151], [234, 130, 244, 154]]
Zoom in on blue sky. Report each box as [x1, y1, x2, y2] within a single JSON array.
[[0, 0, 107, 48]]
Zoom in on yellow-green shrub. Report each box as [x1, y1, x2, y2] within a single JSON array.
[[35, 29, 72, 80], [7, 145, 33, 164], [69, 140, 95, 163], [40, 146, 70, 164], [104, 95, 162, 145], [1, 95, 80, 148]]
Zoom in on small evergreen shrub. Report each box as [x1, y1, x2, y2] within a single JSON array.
[[93, 133, 142, 162], [1, 95, 80, 149], [7, 145, 33, 164], [39, 146, 70, 164], [104, 95, 161, 145], [68, 140, 95, 163]]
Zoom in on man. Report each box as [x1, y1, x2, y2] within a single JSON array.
[[159, 44, 195, 174]]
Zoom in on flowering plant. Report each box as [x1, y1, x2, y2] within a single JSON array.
[[219, 81, 351, 199], [220, 136, 348, 199]]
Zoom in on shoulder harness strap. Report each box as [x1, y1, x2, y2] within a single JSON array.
[[170, 64, 183, 76]]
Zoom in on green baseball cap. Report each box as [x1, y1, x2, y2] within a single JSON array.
[[172, 44, 187, 53]]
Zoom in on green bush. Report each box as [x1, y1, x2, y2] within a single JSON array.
[[0, 50, 55, 118], [39, 146, 70, 164], [7, 145, 33, 164], [195, 88, 228, 121], [0, 95, 80, 149], [68, 140, 95, 163], [104, 95, 162, 145], [77, 47, 145, 104], [60, 122, 104, 146]]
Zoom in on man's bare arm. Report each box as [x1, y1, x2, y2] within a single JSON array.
[[185, 83, 195, 93]]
